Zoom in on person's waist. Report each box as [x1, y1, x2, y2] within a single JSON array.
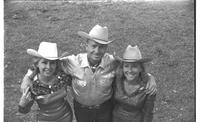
[[116, 102, 142, 112], [37, 101, 72, 121], [73, 92, 112, 106], [37, 98, 66, 110], [74, 98, 112, 109]]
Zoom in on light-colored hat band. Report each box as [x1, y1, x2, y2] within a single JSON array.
[[122, 58, 152, 63], [91, 37, 109, 43]]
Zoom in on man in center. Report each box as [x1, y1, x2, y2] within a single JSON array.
[[60, 24, 157, 122]]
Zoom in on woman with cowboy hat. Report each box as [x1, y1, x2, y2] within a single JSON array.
[[112, 45, 156, 122], [18, 42, 73, 122]]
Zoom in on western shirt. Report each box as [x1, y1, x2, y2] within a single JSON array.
[[61, 53, 115, 106]]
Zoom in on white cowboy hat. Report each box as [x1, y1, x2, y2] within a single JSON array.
[[27, 42, 65, 60], [77, 24, 113, 44], [119, 45, 152, 63]]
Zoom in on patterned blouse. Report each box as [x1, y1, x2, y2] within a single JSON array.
[[31, 72, 71, 97], [18, 71, 72, 121]]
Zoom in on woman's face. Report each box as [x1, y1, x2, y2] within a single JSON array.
[[37, 58, 57, 77], [123, 62, 142, 81]]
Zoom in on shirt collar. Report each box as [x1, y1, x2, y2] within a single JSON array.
[[80, 53, 108, 69], [80, 53, 90, 68]]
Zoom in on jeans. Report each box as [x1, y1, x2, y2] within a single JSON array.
[[73, 99, 113, 122]]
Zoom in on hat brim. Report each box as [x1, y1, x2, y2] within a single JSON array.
[[27, 49, 60, 60], [117, 56, 152, 63], [77, 31, 113, 45]]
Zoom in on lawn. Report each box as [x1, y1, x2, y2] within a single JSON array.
[[4, 0, 194, 121]]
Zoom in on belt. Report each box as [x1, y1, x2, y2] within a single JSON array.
[[74, 99, 111, 109]]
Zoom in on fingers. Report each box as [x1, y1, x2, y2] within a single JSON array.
[[145, 81, 150, 90], [26, 92, 33, 101], [35, 95, 45, 100], [145, 87, 157, 95], [23, 87, 30, 95]]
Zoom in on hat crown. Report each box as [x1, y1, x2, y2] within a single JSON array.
[[123, 45, 142, 60], [37, 42, 58, 58], [27, 42, 59, 60], [89, 24, 108, 42]]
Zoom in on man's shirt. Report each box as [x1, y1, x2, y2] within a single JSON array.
[[61, 53, 115, 106]]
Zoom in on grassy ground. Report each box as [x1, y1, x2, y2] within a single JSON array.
[[4, 0, 194, 122]]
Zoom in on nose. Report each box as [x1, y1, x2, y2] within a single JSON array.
[[127, 67, 132, 72], [46, 62, 51, 68], [131, 67, 138, 73], [127, 66, 137, 73], [94, 47, 100, 53]]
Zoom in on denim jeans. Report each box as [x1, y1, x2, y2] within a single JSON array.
[[73, 99, 113, 122]]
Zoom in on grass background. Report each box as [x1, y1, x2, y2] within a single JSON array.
[[4, 0, 194, 121]]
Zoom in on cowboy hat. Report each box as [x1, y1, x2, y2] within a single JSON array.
[[77, 24, 113, 44], [27, 42, 66, 60], [119, 45, 152, 63]]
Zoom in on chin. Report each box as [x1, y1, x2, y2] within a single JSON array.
[[127, 78, 135, 81], [93, 57, 101, 61], [44, 73, 53, 77], [125, 75, 137, 81]]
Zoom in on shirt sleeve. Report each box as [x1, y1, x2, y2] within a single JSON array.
[[18, 99, 34, 114], [142, 94, 156, 122], [60, 55, 84, 79]]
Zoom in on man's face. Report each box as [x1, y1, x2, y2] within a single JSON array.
[[86, 39, 108, 64]]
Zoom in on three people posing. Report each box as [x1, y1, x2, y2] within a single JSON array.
[[19, 24, 157, 122]]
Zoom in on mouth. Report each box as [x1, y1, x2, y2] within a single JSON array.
[[44, 69, 53, 75], [125, 72, 137, 79], [93, 54, 101, 59]]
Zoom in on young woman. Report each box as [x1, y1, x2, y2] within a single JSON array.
[[113, 45, 156, 122], [18, 42, 73, 122]]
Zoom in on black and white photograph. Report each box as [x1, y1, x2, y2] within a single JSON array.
[[4, 0, 195, 121]]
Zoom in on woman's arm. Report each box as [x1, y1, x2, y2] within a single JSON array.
[[20, 69, 37, 93], [36, 87, 67, 104], [18, 87, 34, 114], [142, 94, 156, 122], [145, 73, 157, 95]]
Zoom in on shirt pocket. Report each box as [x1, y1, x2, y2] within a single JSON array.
[[97, 72, 114, 87], [72, 79, 88, 93], [75, 79, 87, 87]]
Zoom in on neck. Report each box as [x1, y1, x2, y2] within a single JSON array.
[[38, 74, 54, 84], [88, 58, 101, 67], [125, 75, 140, 85]]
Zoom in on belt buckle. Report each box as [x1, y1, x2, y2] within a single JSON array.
[[88, 104, 100, 109]]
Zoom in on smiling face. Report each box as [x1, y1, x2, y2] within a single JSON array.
[[37, 58, 57, 78], [86, 39, 108, 65], [123, 62, 142, 81]]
